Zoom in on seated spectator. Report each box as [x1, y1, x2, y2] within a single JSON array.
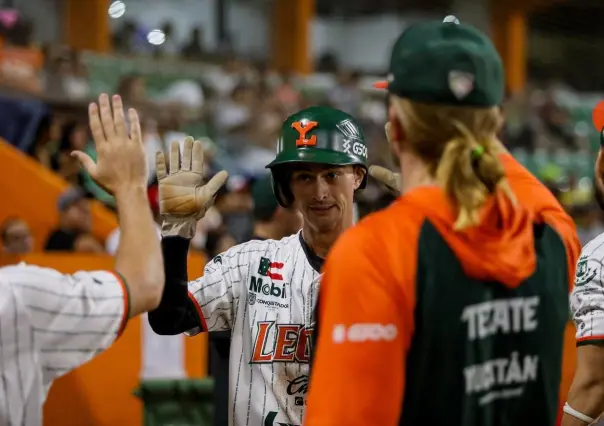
[[1, 217, 33, 254], [181, 26, 205, 60], [45, 187, 102, 252], [50, 120, 89, 186]]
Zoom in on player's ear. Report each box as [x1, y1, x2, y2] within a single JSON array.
[[353, 166, 366, 190], [388, 104, 405, 155]]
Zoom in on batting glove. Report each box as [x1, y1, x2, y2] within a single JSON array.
[[156, 137, 228, 238]]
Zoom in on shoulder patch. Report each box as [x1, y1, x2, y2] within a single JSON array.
[[575, 254, 598, 286]]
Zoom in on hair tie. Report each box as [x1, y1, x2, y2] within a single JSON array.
[[471, 145, 484, 161]]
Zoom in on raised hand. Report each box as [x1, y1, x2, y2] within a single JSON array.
[[156, 137, 228, 238], [72, 94, 147, 194]]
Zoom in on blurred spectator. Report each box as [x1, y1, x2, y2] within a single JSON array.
[[117, 74, 147, 106], [274, 73, 301, 115], [113, 20, 137, 54], [248, 175, 302, 240], [181, 26, 205, 60], [153, 21, 178, 57], [64, 50, 90, 99], [204, 229, 237, 258], [213, 175, 254, 243], [27, 114, 60, 169], [215, 82, 254, 134], [2, 16, 33, 47], [328, 70, 362, 116], [1, 217, 33, 254], [45, 187, 102, 252], [534, 93, 579, 150], [50, 120, 89, 186], [574, 203, 604, 246]]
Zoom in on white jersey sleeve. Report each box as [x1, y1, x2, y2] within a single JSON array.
[[1, 264, 128, 382], [186, 248, 242, 335], [570, 233, 604, 345]]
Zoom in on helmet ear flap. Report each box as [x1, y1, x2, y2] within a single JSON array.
[[270, 168, 294, 208]]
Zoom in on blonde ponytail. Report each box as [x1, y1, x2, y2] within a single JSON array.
[[392, 98, 516, 230]]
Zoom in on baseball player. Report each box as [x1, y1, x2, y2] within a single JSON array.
[[563, 130, 604, 426], [305, 19, 580, 426], [209, 174, 303, 426], [0, 94, 164, 425], [148, 106, 368, 426]]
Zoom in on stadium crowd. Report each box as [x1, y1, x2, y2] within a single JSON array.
[[0, 11, 602, 262]]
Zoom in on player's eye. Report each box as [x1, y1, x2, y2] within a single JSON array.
[[295, 173, 313, 182], [326, 172, 339, 180]]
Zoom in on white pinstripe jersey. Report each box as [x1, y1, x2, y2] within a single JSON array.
[[0, 263, 127, 426], [570, 232, 604, 344], [187, 231, 321, 426]]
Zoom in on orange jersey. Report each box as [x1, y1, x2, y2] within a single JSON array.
[[304, 154, 580, 426]]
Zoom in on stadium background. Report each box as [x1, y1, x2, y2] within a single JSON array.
[[0, 0, 595, 424]]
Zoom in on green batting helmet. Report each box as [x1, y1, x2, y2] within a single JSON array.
[[265, 106, 368, 208]]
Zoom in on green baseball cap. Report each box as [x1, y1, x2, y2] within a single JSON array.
[[374, 17, 504, 107]]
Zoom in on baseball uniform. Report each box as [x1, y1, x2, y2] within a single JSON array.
[[0, 263, 128, 426], [570, 232, 604, 345], [150, 232, 322, 426]]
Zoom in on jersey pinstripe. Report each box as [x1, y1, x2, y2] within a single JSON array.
[[570, 232, 604, 344], [186, 232, 320, 426], [0, 263, 128, 426]]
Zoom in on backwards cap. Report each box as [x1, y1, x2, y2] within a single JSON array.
[[374, 16, 504, 107]]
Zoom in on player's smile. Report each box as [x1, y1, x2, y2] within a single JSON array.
[[309, 204, 336, 214]]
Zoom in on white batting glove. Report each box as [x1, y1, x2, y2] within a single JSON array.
[[156, 137, 228, 238], [368, 122, 401, 196], [368, 165, 401, 196]]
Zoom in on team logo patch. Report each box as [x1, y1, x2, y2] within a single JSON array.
[[448, 70, 475, 100], [291, 119, 318, 147], [575, 255, 598, 286], [258, 257, 284, 280], [248, 292, 257, 305], [336, 119, 363, 142]]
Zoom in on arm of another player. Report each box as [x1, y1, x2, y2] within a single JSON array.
[[305, 225, 413, 426], [74, 94, 165, 317], [563, 250, 604, 425], [148, 138, 231, 335], [148, 234, 239, 335]]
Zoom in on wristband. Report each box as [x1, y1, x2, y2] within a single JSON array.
[[563, 402, 595, 424]]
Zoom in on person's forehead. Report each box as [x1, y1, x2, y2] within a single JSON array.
[[291, 164, 349, 173]]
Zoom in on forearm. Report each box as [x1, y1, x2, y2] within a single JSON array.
[[114, 185, 164, 316], [147, 236, 201, 335]]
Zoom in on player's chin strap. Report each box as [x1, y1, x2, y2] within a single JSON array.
[[564, 402, 596, 424]]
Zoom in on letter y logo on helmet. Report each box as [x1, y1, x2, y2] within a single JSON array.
[[292, 120, 318, 147]]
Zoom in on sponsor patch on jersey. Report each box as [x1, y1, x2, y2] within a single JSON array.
[[249, 276, 288, 299], [331, 323, 398, 344], [576, 255, 598, 286], [258, 257, 284, 280]]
